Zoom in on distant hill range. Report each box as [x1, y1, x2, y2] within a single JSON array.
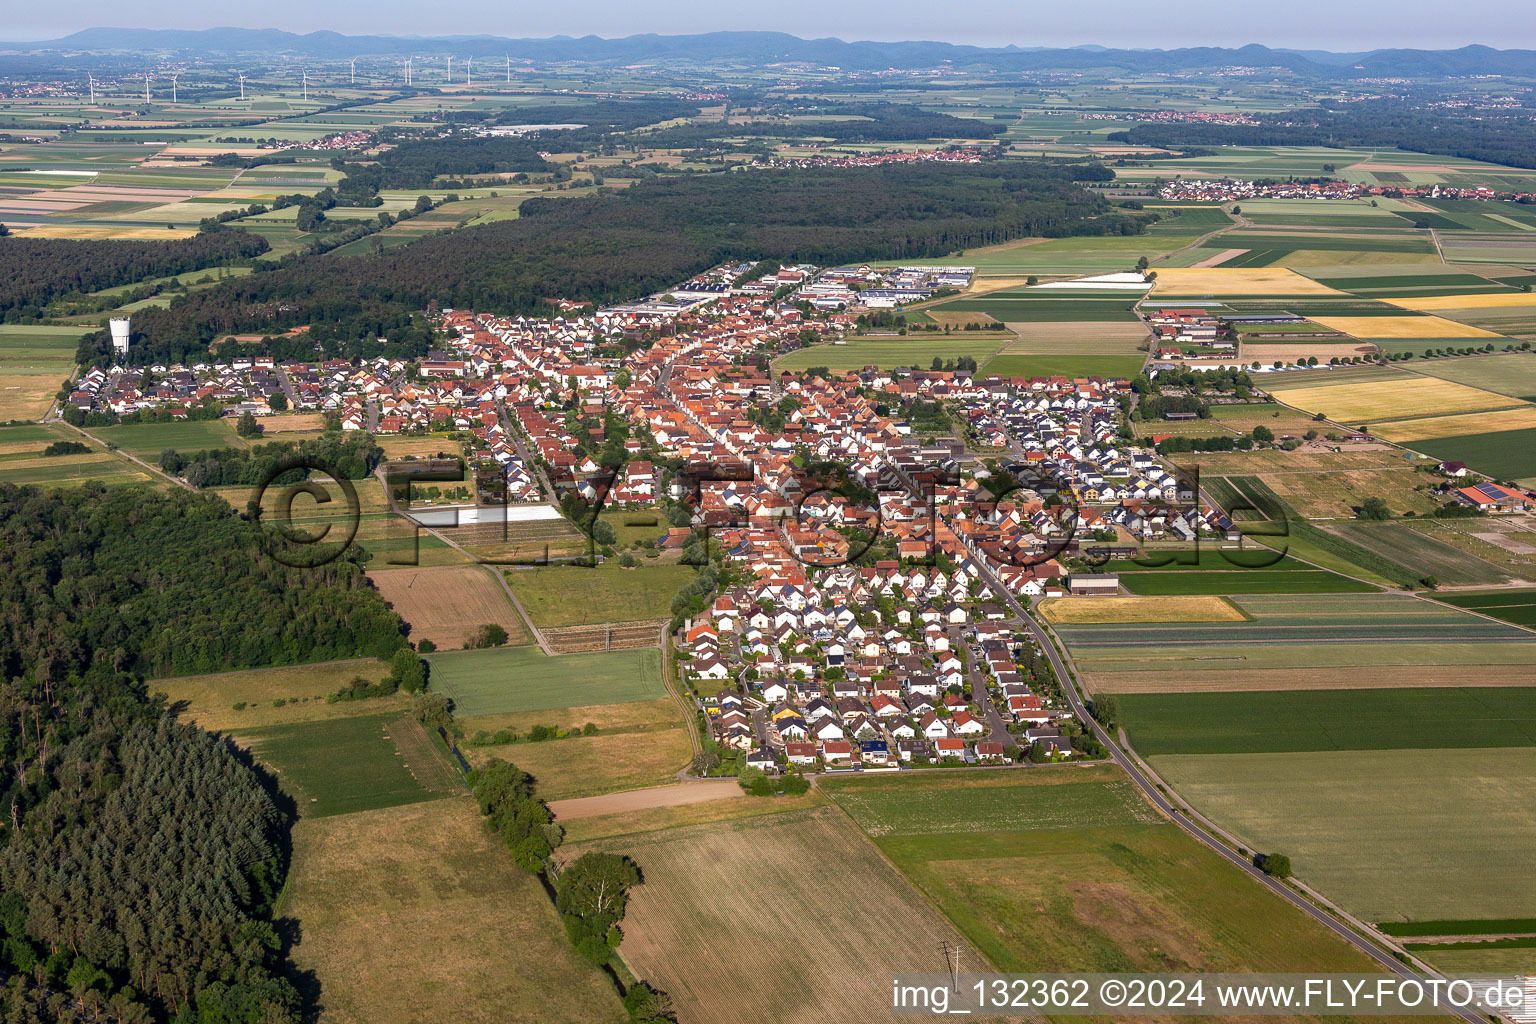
[[2, 28, 1534, 78]]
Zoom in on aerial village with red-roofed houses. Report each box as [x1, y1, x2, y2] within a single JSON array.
[[69, 257, 1248, 775]]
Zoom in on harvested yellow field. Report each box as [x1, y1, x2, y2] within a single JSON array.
[[1310, 315, 1501, 339], [1372, 405, 1536, 441], [1038, 595, 1245, 624], [12, 225, 198, 240], [1275, 377, 1519, 423], [1387, 292, 1536, 312], [1152, 268, 1345, 296], [1278, 250, 1441, 267]]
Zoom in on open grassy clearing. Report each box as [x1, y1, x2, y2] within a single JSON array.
[[349, 513, 473, 568], [0, 373, 62, 420], [463, 723, 691, 801], [283, 797, 625, 1024], [89, 416, 244, 456], [823, 767, 1402, 976], [1119, 687, 1536, 756], [1271, 376, 1522, 423], [0, 324, 88, 374], [159, 657, 402, 731], [1037, 595, 1245, 623], [929, 294, 1144, 321], [425, 646, 665, 716], [0, 446, 154, 488], [367, 564, 528, 648], [1154, 748, 1536, 922], [240, 711, 454, 818], [996, 319, 1149, 353], [564, 806, 961, 1024], [503, 563, 692, 627]]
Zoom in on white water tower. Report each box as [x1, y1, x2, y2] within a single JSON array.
[[109, 317, 131, 357]]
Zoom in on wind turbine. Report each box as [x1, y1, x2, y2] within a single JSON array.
[[505, 55, 510, 82], [170, 74, 178, 103], [446, 56, 453, 83], [302, 70, 308, 102], [465, 57, 472, 86], [239, 73, 246, 101], [350, 58, 356, 84], [404, 57, 412, 86], [87, 74, 95, 103], [144, 72, 151, 102]]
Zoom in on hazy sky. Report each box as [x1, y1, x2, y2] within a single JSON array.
[[5, 0, 1530, 50]]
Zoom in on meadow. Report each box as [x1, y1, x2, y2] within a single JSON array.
[[1391, 425, 1536, 485], [240, 711, 456, 817], [565, 806, 960, 1024], [90, 416, 245, 456], [463, 717, 692, 801], [159, 657, 402, 731], [283, 798, 626, 1024], [1115, 568, 1376, 594], [425, 646, 665, 716], [1322, 520, 1518, 586], [822, 767, 1405, 975], [503, 563, 695, 627], [1406, 352, 1536, 400]]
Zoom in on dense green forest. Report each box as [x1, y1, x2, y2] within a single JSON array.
[[338, 134, 550, 191], [0, 228, 270, 321], [0, 483, 411, 1021], [1109, 101, 1536, 172], [79, 160, 1141, 367]]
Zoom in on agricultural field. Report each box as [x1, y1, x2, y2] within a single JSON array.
[[367, 564, 528, 649], [1154, 748, 1536, 923], [1194, 460, 1440, 520], [1307, 314, 1502, 339], [1386, 291, 1536, 313], [1406, 352, 1536, 400], [822, 767, 1406, 976], [503, 563, 694, 627], [1037, 595, 1245, 624], [928, 292, 1143, 321], [1118, 686, 1536, 756], [425, 646, 665, 716], [1322, 520, 1523, 586], [562, 806, 964, 1024], [1268, 375, 1521, 423], [1437, 589, 1536, 628], [159, 657, 403, 731], [462, 706, 691, 801], [1069, 593, 1536, 693], [772, 337, 1007, 372], [240, 711, 459, 817], [350, 513, 473, 568], [1114, 567, 1376, 595], [0, 323, 88, 376], [1149, 267, 1347, 297], [89, 416, 245, 457], [283, 798, 626, 1024], [906, 234, 1197, 276]]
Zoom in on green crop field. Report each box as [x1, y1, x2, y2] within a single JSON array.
[[1322, 521, 1517, 586], [425, 646, 664, 716], [240, 712, 452, 817], [504, 564, 693, 627], [0, 324, 89, 373], [823, 767, 1408, 975], [980, 353, 1147, 378], [1116, 569, 1376, 594], [1407, 352, 1536, 399], [928, 295, 1143, 321], [1118, 687, 1536, 756], [893, 235, 1197, 275], [1406, 427, 1536, 485], [772, 337, 1006, 372], [1154, 747, 1536, 922], [1436, 590, 1536, 627], [90, 417, 245, 457]]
